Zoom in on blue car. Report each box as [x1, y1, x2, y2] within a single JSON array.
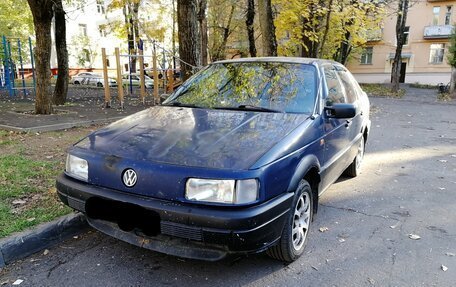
[[57, 57, 371, 262]]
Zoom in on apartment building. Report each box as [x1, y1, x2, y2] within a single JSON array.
[[347, 0, 454, 85], [49, 0, 172, 76]]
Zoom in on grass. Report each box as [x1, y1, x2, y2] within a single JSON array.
[[437, 93, 453, 101], [361, 83, 406, 98], [409, 83, 438, 89], [0, 154, 71, 237], [0, 127, 98, 238]]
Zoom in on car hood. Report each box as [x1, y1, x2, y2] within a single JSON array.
[[76, 106, 309, 169]]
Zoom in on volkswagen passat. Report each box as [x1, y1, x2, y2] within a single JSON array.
[[57, 58, 370, 262]]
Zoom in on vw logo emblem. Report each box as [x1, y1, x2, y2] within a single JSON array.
[[122, 169, 137, 187]]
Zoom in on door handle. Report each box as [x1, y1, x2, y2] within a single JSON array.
[[345, 120, 352, 128]]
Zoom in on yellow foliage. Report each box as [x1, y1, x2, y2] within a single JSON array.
[[274, 0, 385, 60]]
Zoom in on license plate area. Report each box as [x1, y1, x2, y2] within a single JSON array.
[[85, 197, 161, 236]]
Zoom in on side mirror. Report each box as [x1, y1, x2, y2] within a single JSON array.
[[324, 103, 357, 118]]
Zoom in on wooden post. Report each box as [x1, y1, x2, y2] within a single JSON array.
[[101, 48, 111, 108], [115, 47, 124, 110], [167, 69, 174, 93], [139, 49, 146, 104], [153, 46, 159, 105]]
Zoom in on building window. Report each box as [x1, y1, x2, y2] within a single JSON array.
[[96, 0, 105, 14], [78, 24, 87, 37], [403, 26, 410, 45], [429, 44, 445, 63], [433, 7, 440, 25], [360, 47, 373, 64], [445, 6, 452, 25]]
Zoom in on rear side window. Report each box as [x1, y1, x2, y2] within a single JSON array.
[[324, 66, 346, 105], [337, 70, 358, 103]]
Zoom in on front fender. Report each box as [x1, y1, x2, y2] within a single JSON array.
[[286, 155, 321, 192]]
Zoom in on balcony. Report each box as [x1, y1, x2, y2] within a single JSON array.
[[365, 29, 383, 42], [423, 25, 453, 39]]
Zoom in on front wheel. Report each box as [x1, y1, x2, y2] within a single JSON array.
[[267, 180, 313, 262]]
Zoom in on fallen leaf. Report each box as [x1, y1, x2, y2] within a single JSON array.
[[408, 234, 421, 240], [45, 155, 54, 159], [12, 279, 23, 286], [338, 238, 346, 243], [319, 227, 329, 232], [439, 187, 446, 190], [26, 218, 35, 222], [367, 277, 375, 285], [441, 265, 448, 272], [445, 252, 455, 257], [438, 160, 448, 163], [43, 249, 49, 256], [311, 265, 319, 271]]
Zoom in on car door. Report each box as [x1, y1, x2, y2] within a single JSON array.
[[320, 64, 352, 191], [336, 67, 364, 162]]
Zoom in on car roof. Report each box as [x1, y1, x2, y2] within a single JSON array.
[[212, 57, 339, 67]]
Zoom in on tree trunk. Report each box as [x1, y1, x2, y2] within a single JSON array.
[[258, 0, 277, 56], [27, 0, 54, 114], [391, 0, 409, 93], [124, 3, 138, 73], [301, 0, 324, 58], [450, 67, 456, 98], [246, 0, 257, 57], [318, 0, 334, 58], [178, 0, 201, 81], [172, 0, 177, 70], [53, 0, 68, 106], [198, 0, 208, 66]]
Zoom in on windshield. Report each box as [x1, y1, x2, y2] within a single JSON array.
[[164, 62, 317, 114]]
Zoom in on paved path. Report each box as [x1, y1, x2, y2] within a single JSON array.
[[1, 94, 455, 286]]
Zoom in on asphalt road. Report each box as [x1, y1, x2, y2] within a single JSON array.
[[1, 93, 455, 287]]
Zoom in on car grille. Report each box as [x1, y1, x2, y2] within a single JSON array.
[[161, 222, 203, 241]]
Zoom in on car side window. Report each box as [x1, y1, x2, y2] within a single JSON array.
[[337, 70, 358, 104], [323, 66, 346, 106]]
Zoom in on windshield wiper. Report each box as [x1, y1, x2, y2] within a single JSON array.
[[214, 105, 281, 113], [162, 102, 203, 109]]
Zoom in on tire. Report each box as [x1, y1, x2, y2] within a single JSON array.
[[345, 136, 365, 177], [267, 180, 313, 262], [74, 81, 80, 85], [97, 82, 103, 87]]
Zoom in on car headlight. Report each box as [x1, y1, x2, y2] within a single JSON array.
[[65, 154, 88, 182], [186, 178, 258, 204]]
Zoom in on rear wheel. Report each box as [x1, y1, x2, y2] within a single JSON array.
[[345, 136, 365, 177], [267, 180, 313, 262], [97, 82, 103, 87], [74, 81, 80, 85]]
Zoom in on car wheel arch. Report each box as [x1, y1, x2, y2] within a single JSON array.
[[287, 155, 321, 214]]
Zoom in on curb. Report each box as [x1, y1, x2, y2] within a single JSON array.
[[0, 213, 88, 268]]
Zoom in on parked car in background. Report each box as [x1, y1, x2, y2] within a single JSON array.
[[122, 73, 154, 89], [57, 57, 370, 263], [144, 68, 181, 81], [71, 72, 117, 87]]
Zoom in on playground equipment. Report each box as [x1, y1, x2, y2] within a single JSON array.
[[101, 40, 189, 109], [0, 36, 36, 97]]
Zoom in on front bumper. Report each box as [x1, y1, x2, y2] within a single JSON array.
[[56, 174, 293, 260]]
